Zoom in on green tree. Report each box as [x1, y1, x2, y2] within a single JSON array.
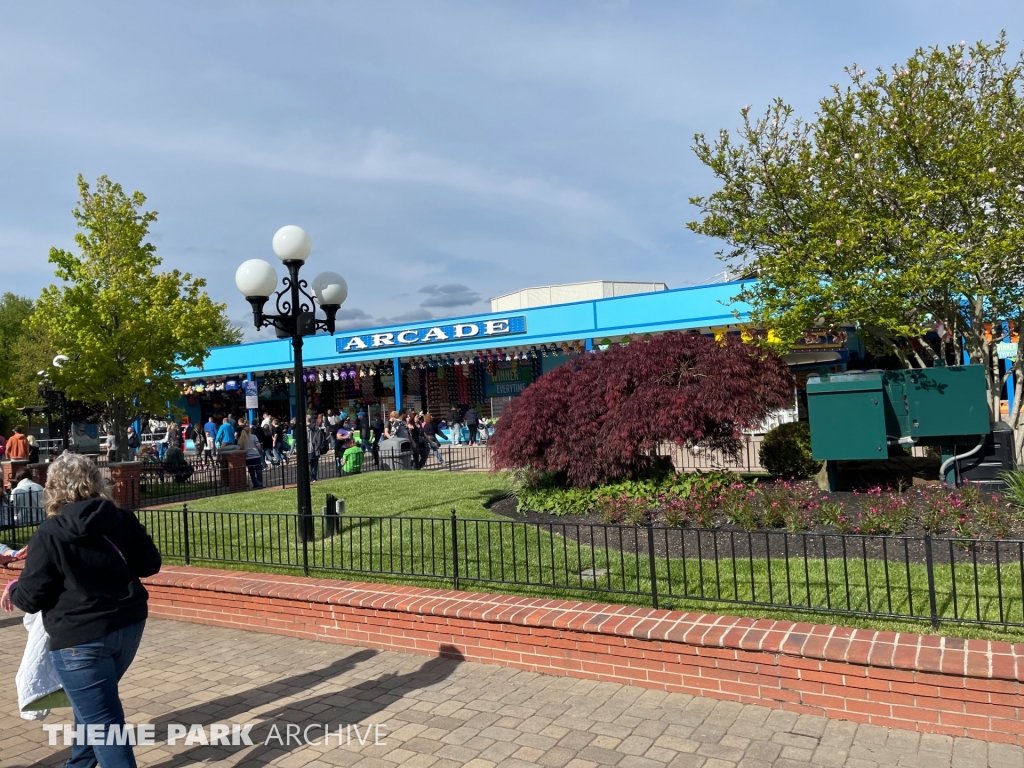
[[0, 293, 35, 432], [32, 174, 237, 460], [688, 34, 1024, 431]]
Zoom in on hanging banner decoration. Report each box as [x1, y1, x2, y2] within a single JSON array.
[[486, 362, 533, 397], [336, 316, 527, 354], [997, 341, 1018, 360], [244, 380, 259, 410]]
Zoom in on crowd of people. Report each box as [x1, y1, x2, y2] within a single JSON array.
[[4, 403, 492, 496], [185, 406, 492, 482]]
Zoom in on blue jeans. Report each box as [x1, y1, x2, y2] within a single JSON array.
[[50, 621, 146, 768], [246, 456, 264, 488]]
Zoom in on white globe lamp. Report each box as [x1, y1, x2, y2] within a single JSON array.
[[234, 259, 279, 298], [311, 271, 348, 307], [272, 225, 312, 262]]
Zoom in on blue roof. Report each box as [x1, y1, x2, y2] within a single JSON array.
[[179, 280, 753, 378]]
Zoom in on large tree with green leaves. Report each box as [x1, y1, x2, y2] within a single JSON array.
[[688, 34, 1024, 434], [32, 175, 240, 460], [0, 293, 36, 432]]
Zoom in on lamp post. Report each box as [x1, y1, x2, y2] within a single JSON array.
[[37, 362, 71, 457], [51, 355, 71, 454], [235, 225, 348, 541]]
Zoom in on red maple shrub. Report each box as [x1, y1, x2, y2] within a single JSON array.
[[490, 332, 794, 488]]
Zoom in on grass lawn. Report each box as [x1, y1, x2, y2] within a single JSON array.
[[183, 471, 511, 518], [142, 472, 1024, 643]]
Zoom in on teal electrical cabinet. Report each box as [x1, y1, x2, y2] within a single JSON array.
[[889, 365, 990, 441], [807, 365, 991, 462], [806, 372, 888, 460]]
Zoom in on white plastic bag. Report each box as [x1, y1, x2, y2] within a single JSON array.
[[16, 613, 65, 720]]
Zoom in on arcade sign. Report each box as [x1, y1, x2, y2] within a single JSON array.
[[336, 316, 527, 354]]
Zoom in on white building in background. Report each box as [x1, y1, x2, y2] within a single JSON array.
[[490, 280, 668, 312]]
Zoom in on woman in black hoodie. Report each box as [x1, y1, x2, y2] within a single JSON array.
[[2, 453, 161, 768]]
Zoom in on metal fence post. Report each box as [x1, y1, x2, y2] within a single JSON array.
[[646, 521, 659, 610], [301, 513, 310, 577], [324, 492, 339, 537], [182, 504, 191, 566], [924, 531, 939, 631], [450, 508, 460, 591]]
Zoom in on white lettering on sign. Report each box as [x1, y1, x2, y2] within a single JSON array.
[[421, 327, 449, 342], [495, 382, 528, 395], [336, 316, 526, 355], [484, 320, 509, 335]]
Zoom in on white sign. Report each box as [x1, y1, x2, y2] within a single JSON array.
[[244, 380, 259, 409]]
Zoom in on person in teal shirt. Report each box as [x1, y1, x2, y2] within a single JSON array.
[[215, 417, 235, 448], [342, 438, 364, 475]]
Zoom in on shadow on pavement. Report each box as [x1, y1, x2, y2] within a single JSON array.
[[145, 644, 465, 767], [19, 645, 383, 768]]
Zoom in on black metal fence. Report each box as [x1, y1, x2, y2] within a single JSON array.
[[130, 505, 1024, 632], [135, 455, 231, 505], [658, 437, 766, 474], [0, 490, 45, 549]]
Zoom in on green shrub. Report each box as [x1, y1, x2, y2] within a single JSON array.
[[513, 483, 594, 516], [999, 469, 1024, 510], [758, 421, 821, 478], [510, 470, 735, 516]]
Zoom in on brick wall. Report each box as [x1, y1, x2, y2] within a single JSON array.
[[2, 564, 1022, 744]]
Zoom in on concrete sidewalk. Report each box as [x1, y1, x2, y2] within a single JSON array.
[[1, 615, 1021, 768]]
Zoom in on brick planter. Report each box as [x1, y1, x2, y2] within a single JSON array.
[[26, 463, 48, 487], [1, 460, 29, 490], [218, 450, 247, 492], [108, 462, 141, 509], [3, 563, 1022, 744]]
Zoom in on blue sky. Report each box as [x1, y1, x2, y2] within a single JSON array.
[[2, 2, 1023, 339]]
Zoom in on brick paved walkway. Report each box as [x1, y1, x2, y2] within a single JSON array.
[[2, 615, 1022, 768]]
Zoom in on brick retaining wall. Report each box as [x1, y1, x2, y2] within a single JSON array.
[[2, 564, 1022, 744]]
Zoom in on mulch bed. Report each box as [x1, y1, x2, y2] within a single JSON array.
[[486, 495, 1020, 567]]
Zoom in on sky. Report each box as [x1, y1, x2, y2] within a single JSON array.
[[2, 1, 1023, 340]]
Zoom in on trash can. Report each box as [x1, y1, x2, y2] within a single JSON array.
[[378, 437, 413, 470]]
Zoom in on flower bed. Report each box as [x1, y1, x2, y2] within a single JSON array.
[[513, 473, 1023, 541]]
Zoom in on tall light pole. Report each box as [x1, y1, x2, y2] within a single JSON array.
[[52, 355, 71, 454], [235, 225, 348, 541]]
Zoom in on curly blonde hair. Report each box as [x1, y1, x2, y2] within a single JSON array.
[[43, 453, 111, 517]]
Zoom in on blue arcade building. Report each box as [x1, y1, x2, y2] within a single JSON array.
[[172, 279, 855, 425]]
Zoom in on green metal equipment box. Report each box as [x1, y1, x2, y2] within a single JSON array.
[[807, 372, 888, 460], [885, 365, 990, 442], [807, 365, 990, 461]]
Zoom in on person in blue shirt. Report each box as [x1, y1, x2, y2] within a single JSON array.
[[215, 417, 235, 448]]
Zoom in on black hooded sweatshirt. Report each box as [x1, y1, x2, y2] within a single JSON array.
[[10, 498, 162, 650]]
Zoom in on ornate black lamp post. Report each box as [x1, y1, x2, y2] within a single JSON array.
[[235, 225, 348, 540], [37, 357, 71, 456]]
